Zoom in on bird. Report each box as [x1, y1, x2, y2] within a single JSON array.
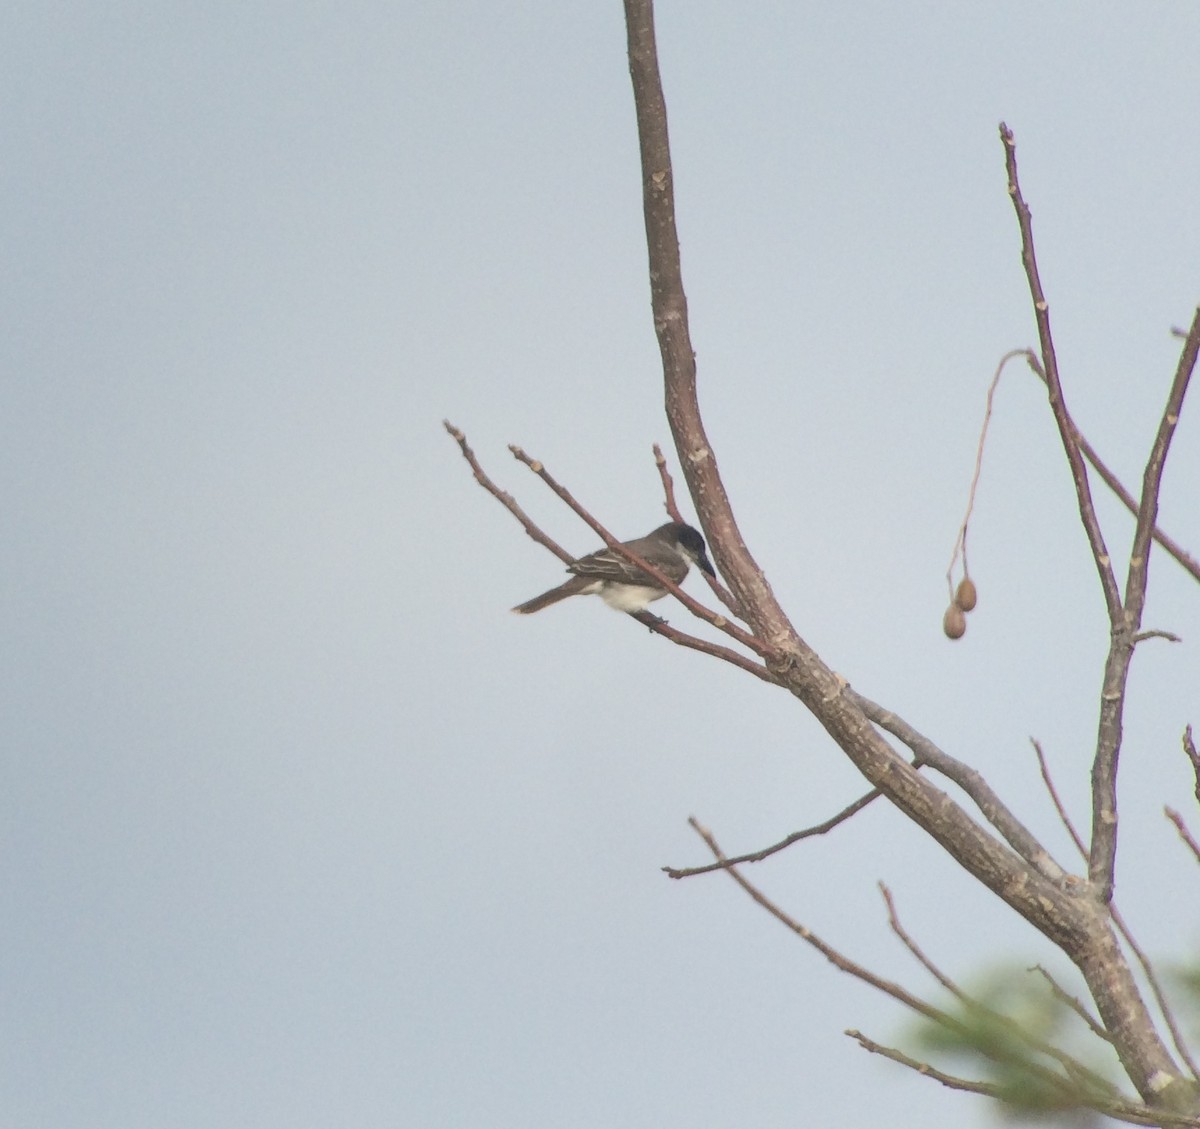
[[512, 522, 716, 616]]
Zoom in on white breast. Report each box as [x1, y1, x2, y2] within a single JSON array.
[[598, 583, 668, 613]]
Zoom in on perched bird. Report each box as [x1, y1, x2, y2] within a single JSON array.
[[512, 522, 715, 615]]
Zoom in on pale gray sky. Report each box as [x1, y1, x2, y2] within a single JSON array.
[[3, 4, 1198, 1127]]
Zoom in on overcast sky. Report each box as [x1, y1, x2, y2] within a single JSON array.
[[3, 3, 1199, 1127]]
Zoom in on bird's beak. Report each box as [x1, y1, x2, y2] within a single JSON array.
[[697, 553, 716, 578]]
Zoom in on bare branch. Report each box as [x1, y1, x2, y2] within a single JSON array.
[[1025, 352, 1200, 585], [443, 421, 572, 563], [1032, 738, 1089, 860], [881, 886, 1120, 1096], [1031, 964, 1112, 1043], [999, 123, 1122, 620], [846, 1030, 1003, 1098], [851, 691, 1067, 883], [880, 883, 966, 999], [623, 0, 798, 650], [619, 12, 1195, 1109], [848, 1030, 1200, 1127], [1165, 808, 1200, 867], [1184, 726, 1200, 807], [1133, 630, 1183, 644], [665, 787, 884, 878], [626, 18, 1114, 1020], [652, 443, 746, 619], [693, 821, 1146, 1118], [687, 818, 989, 1029], [1125, 307, 1200, 626], [652, 442, 681, 522], [1090, 308, 1200, 901], [636, 612, 780, 684]]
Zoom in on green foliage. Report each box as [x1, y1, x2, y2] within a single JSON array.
[[908, 965, 1126, 1124]]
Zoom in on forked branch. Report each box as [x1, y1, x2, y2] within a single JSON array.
[[448, 5, 1199, 1120], [620, 5, 1195, 1112], [444, 422, 777, 683], [1001, 123, 1198, 911], [1000, 122, 1122, 622], [693, 822, 1196, 1126]]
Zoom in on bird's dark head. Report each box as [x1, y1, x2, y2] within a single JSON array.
[[674, 523, 716, 577]]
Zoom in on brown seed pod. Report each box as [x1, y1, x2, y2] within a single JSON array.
[[943, 604, 967, 640], [955, 577, 978, 613]]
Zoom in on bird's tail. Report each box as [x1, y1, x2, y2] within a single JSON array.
[[511, 575, 591, 614]]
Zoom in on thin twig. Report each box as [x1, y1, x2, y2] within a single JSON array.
[[652, 443, 746, 619], [636, 612, 779, 684], [687, 818, 1000, 1031], [443, 421, 572, 563], [1165, 808, 1200, 867], [1000, 123, 1122, 620], [848, 1030, 1200, 1127], [1030, 965, 1112, 1043], [1125, 306, 1199, 627], [881, 886, 1119, 1095], [880, 883, 966, 999], [1024, 352, 1200, 585], [652, 442, 682, 522], [1031, 738, 1088, 860], [1133, 630, 1182, 644], [691, 820, 1140, 1117], [665, 787, 885, 878], [846, 1030, 1003, 1097], [1184, 726, 1200, 807]]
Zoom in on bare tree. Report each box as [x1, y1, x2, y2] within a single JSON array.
[[448, 1, 1200, 1123]]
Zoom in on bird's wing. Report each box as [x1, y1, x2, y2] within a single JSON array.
[[567, 547, 652, 584]]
